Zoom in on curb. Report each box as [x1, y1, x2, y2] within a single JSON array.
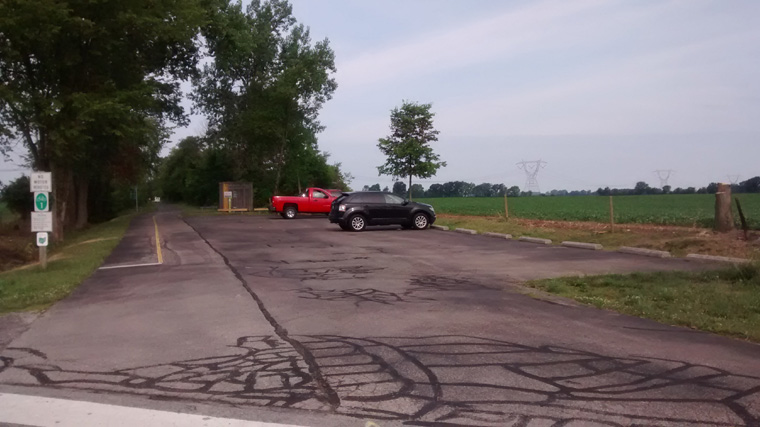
[[686, 254, 751, 264], [618, 246, 671, 258], [454, 228, 477, 235], [561, 241, 603, 251], [430, 225, 449, 231], [483, 232, 512, 239], [518, 236, 552, 245]]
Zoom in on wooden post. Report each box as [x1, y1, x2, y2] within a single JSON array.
[[609, 195, 614, 230], [39, 246, 47, 269], [504, 193, 509, 219], [735, 197, 749, 240], [714, 183, 734, 232]]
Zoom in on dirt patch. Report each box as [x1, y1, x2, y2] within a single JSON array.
[[0, 223, 35, 272]]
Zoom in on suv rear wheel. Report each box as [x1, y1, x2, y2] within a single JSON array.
[[348, 214, 366, 232], [412, 212, 429, 230]]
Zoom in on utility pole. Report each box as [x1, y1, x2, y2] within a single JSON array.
[[516, 160, 547, 194], [654, 170, 675, 188], [727, 175, 741, 185]]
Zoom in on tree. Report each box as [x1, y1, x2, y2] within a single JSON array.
[[472, 183, 494, 197], [377, 101, 446, 199], [0, 0, 204, 237], [392, 181, 407, 197], [507, 186, 521, 197], [633, 181, 652, 195], [410, 184, 425, 198], [194, 0, 337, 198], [740, 176, 760, 193], [382, 186, 389, 192], [0, 176, 32, 220], [368, 184, 381, 191], [426, 183, 444, 197]]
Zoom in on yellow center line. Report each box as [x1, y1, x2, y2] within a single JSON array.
[[153, 215, 163, 264]]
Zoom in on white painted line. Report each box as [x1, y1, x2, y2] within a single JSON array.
[[99, 262, 162, 270], [0, 393, 306, 427]]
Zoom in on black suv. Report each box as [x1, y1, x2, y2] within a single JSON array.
[[329, 192, 436, 232]]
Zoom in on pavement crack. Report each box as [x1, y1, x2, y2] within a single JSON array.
[[180, 218, 341, 410]]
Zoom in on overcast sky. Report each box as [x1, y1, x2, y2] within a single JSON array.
[[3, 0, 759, 192], [284, 0, 760, 191]]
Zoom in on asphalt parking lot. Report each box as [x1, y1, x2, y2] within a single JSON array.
[[1, 207, 759, 426]]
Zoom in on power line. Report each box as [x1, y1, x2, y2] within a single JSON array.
[[516, 160, 547, 193]]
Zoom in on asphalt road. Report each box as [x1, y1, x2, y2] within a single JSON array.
[[1, 206, 759, 426]]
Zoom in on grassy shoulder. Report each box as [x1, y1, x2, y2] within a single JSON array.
[[434, 214, 759, 259], [0, 213, 134, 314], [526, 264, 760, 342]]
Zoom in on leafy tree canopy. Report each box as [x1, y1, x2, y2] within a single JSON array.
[[377, 101, 446, 199]]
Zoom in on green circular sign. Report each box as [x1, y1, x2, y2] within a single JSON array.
[[35, 193, 48, 210]]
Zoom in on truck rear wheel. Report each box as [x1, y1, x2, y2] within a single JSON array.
[[283, 206, 297, 219]]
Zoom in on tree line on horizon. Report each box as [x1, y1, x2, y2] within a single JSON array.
[[356, 176, 760, 199]]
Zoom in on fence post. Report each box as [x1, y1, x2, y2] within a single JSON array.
[[734, 197, 748, 239], [609, 195, 614, 230], [504, 192, 509, 219], [715, 183, 733, 232]]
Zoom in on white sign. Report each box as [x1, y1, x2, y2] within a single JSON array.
[[34, 192, 49, 211], [30, 172, 52, 192], [31, 212, 53, 232], [36, 232, 49, 247], [224, 191, 233, 198]]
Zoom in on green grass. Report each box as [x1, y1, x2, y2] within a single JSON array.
[[0, 214, 134, 314], [526, 263, 760, 341], [417, 194, 760, 228]]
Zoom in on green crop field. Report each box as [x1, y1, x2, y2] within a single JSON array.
[[416, 194, 760, 229]]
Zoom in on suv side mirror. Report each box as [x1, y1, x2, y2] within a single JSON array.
[[403, 199, 409, 205]]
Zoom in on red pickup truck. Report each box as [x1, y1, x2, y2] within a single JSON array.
[[270, 187, 343, 219]]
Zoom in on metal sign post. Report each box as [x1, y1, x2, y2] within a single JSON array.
[[224, 191, 233, 213], [30, 172, 52, 269]]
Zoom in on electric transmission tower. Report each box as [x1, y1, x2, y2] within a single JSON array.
[[727, 175, 741, 185], [654, 170, 675, 187], [516, 160, 547, 194]]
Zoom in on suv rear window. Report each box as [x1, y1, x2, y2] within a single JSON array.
[[348, 193, 384, 204]]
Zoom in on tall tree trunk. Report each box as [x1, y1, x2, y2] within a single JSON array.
[[75, 176, 88, 229], [273, 134, 288, 195], [51, 165, 75, 242]]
